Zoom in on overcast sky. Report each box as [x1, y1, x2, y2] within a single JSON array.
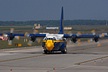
[[0, 0, 108, 21]]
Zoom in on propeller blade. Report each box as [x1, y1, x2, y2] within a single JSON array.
[[96, 42, 101, 47], [15, 36, 20, 40], [78, 42, 81, 46], [69, 40, 72, 43], [8, 40, 12, 46], [77, 39, 81, 42], [27, 40, 33, 46], [33, 24, 37, 29], [88, 39, 93, 43], [77, 32, 82, 36], [77, 39, 81, 46], [24, 32, 29, 37], [33, 30, 38, 34], [24, 38, 28, 42], [99, 33, 105, 38], [36, 38, 41, 43], [10, 28, 14, 33], [91, 29, 96, 35], [2, 33, 8, 37], [34, 24, 37, 27]]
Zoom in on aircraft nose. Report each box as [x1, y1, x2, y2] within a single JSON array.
[[45, 40, 54, 51]]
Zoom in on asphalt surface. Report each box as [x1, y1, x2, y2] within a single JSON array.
[[0, 40, 108, 72]]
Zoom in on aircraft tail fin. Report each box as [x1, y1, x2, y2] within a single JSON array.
[[58, 7, 64, 34]]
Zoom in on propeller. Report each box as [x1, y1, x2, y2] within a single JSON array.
[[2, 28, 21, 45], [70, 32, 82, 46], [71, 35, 77, 43], [27, 27, 38, 46], [88, 30, 105, 47], [7, 28, 15, 45], [27, 34, 37, 46]]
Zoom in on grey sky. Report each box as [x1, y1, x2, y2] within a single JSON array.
[[0, 0, 108, 21]]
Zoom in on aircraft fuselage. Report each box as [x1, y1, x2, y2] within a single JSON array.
[[42, 39, 67, 54]]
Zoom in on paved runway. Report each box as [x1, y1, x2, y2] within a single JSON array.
[[0, 40, 108, 72]]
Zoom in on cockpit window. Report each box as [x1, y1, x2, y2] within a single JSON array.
[[43, 37, 56, 40], [48, 38, 53, 40]]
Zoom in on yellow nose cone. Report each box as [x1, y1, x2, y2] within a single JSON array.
[[45, 40, 54, 51]]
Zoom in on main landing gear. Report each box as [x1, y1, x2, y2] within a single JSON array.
[[43, 50, 54, 54], [61, 48, 67, 54]]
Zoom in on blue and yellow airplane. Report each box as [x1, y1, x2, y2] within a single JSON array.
[[1, 7, 108, 54]]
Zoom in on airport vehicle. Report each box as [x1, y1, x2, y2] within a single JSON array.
[[1, 7, 108, 54]]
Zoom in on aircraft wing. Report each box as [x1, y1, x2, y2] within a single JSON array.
[[3, 32, 108, 41], [2, 33, 46, 38], [27, 34, 46, 37], [3, 33, 46, 37], [9, 33, 24, 36], [64, 33, 108, 38], [64, 33, 108, 43], [0, 32, 47, 45], [64, 34, 97, 38]]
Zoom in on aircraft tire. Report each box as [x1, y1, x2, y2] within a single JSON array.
[[43, 50, 48, 54], [61, 48, 67, 54]]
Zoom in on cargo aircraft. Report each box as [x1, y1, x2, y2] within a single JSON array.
[[1, 7, 108, 54]]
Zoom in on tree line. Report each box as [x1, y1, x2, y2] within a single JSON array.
[[0, 20, 107, 26]]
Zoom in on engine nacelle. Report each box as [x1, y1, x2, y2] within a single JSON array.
[[8, 33, 14, 40], [30, 35, 36, 42], [93, 35, 99, 42], [71, 36, 77, 43]]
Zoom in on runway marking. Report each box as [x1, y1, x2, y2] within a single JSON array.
[[69, 43, 108, 53], [0, 54, 46, 63], [68, 46, 97, 54], [0, 53, 13, 56], [71, 47, 92, 52], [75, 56, 108, 65], [0, 46, 41, 52]]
